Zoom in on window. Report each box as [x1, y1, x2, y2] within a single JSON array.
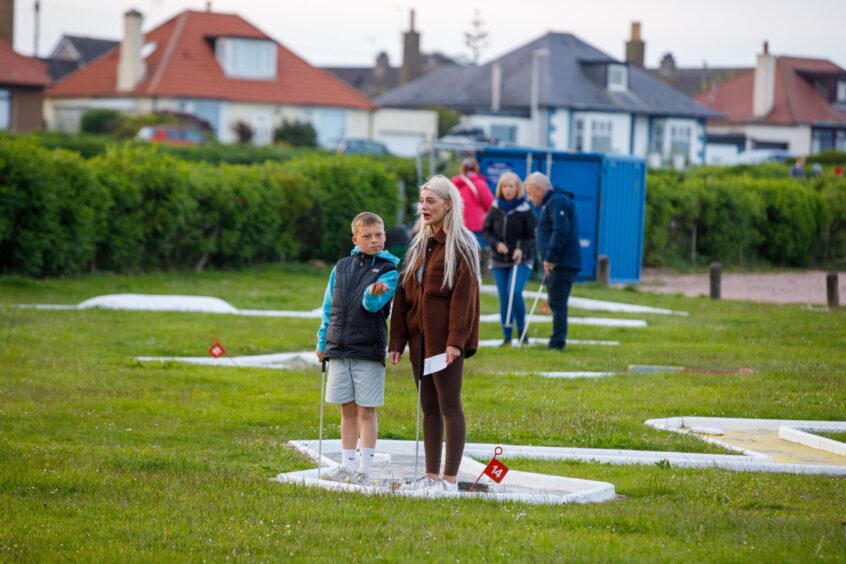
[[572, 118, 585, 151], [607, 64, 628, 92], [0, 89, 9, 130], [490, 124, 516, 144], [590, 120, 613, 153], [670, 124, 692, 157], [837, 130, 846, 152], [837, 80, 846, 104], [216, 38, 277, 79], [650, 120, 664, 154]]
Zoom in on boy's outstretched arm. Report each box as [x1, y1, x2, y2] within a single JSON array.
[[315, 267, 337, 360], [362, 269, 399, 312]]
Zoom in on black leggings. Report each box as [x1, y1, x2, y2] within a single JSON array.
[[412, 357, 465, 476]]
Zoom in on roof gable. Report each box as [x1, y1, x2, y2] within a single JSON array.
[[47, 10, 375, 110]]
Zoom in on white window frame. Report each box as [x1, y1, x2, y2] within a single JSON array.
[[216, 38, 277, 80], [837, 80, 846, 103], [0, 89, 10, 131], [590, 119, 613, 152], [572, 117, 585, 151], [607, 64, 628, 92], [670, 124, 692, 157]]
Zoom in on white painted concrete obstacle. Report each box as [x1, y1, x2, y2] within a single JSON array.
[[479, 313, 647, 328], [480, 285, 688, 316], [277, 439, 616, 504]]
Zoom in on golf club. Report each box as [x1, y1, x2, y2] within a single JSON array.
[[517, 274, 547, 348], [318, 358, 326, 476], [504, 263, 519, 329]]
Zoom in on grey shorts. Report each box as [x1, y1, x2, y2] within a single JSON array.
[[325, 358, 385, 407]]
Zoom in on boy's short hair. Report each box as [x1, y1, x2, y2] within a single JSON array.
[[351, 212, 384, 235]]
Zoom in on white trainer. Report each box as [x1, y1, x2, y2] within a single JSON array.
[[397, 475, 440, 492], [320, 465, 356, 483], [439, 479, 459, 492], [349, 472, 371, 486]]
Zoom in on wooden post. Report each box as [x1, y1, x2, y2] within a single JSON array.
[[597, 255, 610, 287], [709, 262, 721, 300], [827, 272, 840, 309]]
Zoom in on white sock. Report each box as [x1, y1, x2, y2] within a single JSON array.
[[341, 449, 357, 472], [358, 447, 375, 475]]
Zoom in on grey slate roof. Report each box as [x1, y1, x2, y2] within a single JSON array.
[[376, 32, 719, 119]]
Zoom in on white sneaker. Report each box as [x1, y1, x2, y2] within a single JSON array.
[[397, 475, 439, 492], [439, 479, 459, 492], [349, 472, 371, 486], [320, 465, 355, 483]]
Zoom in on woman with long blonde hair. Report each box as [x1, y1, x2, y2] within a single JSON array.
[[389, 175, 481, 491]]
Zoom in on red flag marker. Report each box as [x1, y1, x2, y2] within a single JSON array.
[[540, 301, 549, 315], [470, 446, 509, 492], [209, 339, 226, 358]]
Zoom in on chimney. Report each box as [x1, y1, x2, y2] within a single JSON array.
[[753, 40, 776, 118], [117, 9, 146, 92], [491, 62, 501, 112], [625, 21, 645, 69], [400, 9, 421, 84], [0, 0, 14, 45]]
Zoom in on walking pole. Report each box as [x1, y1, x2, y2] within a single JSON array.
[[414, 334, 425, 481], [517, 274, 547, 348], [317, 359, 327, 476], [504, 263, 519, 329]]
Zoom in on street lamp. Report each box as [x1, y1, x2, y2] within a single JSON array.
[[531, 48, 549, 148]]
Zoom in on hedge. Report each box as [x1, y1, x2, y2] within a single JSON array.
[[0, 138, 400, 276], [644, 168, 846, 268]]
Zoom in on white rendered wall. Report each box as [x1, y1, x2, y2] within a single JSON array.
[[632, 115, 650, 157], [548, 108, 571, 150], [744, 124, 811, 154], [45, 97, 149, 131], [461, 114, 533, 146], [372, 108, 437, 157]]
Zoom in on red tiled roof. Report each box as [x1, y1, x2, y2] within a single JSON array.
[[0, 39, 51, 87], [695, 56, 846, 126], [47, 10, 376, 110]]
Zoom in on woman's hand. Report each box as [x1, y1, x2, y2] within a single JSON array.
[[496, 242, 508, 255], [315, 350, 325, 363], [389, 351, 402, 365], [512, 248, 523, 264], [445, 346, 461, 365], [369, 281, 388, 296]]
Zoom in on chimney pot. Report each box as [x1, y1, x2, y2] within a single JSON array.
[[631, 21, 641, 41]]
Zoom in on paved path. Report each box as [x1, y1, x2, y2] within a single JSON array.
[[639, 269, 845, 305]]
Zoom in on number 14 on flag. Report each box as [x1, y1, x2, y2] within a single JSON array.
[[470, 446, 509, 492]]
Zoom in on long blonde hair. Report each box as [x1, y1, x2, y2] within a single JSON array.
[[402, 175, 481, 289]]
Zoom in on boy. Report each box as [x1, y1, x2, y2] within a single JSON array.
[[316, 212, 400, 485]]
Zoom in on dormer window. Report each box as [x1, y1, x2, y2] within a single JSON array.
[[837, 80, 846, 104], [216, 38, 277, 80], [607, 64, 628, 92]]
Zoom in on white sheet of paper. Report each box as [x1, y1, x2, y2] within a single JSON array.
[[423, 353, 448, 376]]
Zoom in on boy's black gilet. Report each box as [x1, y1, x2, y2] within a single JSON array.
[[324, 253, 397, 365]]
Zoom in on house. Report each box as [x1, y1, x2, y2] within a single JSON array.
[[648, 53, 746, 99], [45, 8, 436, 153], [0, 40, 51, 132], [0, 0, 51, 132], [41, 35, 120, 82], [694, 42, 846, 162], [323, 11, 460, 98], [376, 30, 718, 165]]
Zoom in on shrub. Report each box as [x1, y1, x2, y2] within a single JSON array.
[[80, 109, 122, 135], [273, 121, 317, 147]]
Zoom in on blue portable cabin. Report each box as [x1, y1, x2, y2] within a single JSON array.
[[477, 147, 646, 284]]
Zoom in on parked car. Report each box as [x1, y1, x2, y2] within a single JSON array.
[[137, 125, 208, 145], [335, 138, 391, 155], [733, 149, 793, 165]]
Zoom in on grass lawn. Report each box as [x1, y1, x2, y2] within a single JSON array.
[[1, 264, 845, 561]]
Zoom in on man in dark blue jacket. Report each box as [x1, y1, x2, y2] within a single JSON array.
[[525, 172, 582, 350]]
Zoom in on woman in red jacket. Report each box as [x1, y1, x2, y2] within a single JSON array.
[[451, 157, 494, 247], [389, 175, 481, 492]]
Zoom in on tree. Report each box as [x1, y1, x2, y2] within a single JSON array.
[[464, 9, 489, 65]]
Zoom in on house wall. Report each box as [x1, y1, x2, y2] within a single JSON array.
[[632, 115, 650, 156], [371, 108, 437, 157], [460, 114, 533, 146], [8, 86, 45, 132], [548, 108, 570, 150], [44, 97, 149, 132], [707, 124, 812, 155]]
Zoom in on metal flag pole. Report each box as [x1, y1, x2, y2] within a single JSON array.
[[517, 274, 547, 348]]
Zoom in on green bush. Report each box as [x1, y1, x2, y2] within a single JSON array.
[[273, 120, 317, 147], [80, 109, 122, 135]]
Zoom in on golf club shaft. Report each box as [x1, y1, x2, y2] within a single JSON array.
[[504, 263, 518, 329], [318, 359, 326, 474], [518, 274, 547, 347]]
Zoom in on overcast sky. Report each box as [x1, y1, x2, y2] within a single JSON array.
[[11, 0, 846, 69]]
